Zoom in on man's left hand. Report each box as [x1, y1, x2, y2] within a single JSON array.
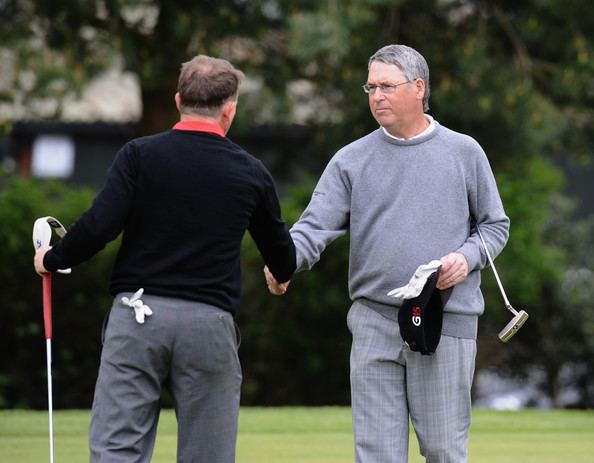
[[437, 252, 468, 289], [34, 245, 51, 276]]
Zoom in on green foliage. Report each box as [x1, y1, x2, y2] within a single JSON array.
[[238, 181, 351, 405], [0, 177, 118, 409]]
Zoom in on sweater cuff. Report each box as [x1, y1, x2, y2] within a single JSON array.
[[456, 242, 481, 271], [43, 250, 62, 272]]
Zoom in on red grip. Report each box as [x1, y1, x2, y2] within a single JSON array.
[[42, 273, 52, 340]]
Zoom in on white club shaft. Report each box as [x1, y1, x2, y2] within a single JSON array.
[[46, 339, 54, 463], [476, 226, 517, 314]]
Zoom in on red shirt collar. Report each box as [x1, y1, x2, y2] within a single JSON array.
[[172, 120, 225, 137]]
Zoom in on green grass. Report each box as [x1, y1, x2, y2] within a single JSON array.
[[1, 407, 593, 462]]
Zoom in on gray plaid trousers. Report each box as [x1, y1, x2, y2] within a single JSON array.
[[348, 301, 476, 463]]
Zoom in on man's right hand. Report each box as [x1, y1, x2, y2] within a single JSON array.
[[263, 266, 290, 295]]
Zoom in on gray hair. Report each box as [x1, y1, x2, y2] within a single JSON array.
[[368, 45, 430, 112]]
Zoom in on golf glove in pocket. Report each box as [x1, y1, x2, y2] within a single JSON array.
[[121, 288, 153, 324]]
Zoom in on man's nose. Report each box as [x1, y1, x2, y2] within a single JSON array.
[[372, 91, 386, 102]]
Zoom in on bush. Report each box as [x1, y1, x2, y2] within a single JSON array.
[[0, 176, 118, 409], [238, 181, 352, 405], [0, 175, 351, 408]]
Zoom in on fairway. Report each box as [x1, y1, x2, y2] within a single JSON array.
[[1, 407, 593, 462]]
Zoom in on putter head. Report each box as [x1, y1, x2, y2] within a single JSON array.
[[498, 310, 529, 342]]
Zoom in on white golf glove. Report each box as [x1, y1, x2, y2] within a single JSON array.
[[387, 260, 442, 300], [121, 288, 153, 324]]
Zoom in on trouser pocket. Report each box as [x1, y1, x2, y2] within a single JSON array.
[[100, 311, 110, 346]]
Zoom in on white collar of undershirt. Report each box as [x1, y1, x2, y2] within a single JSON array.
[[382, 114, 435, 141]]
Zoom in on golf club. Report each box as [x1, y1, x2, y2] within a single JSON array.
[[33, 216, 71, 463], [476, 226, 529, 342]]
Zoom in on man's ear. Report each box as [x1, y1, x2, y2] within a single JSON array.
[[223, 100, 237, 120], [220, 100, 237, 131], [415, 79, 426, 102], [174, 92, 181, 111]]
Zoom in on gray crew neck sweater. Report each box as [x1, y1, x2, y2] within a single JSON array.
[[290, 121, 509, 339]]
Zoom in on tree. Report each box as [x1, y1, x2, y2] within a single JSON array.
[[0, 0, 301, 133]]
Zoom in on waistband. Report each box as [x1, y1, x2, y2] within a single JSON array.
[[356, 298, 478, 340]]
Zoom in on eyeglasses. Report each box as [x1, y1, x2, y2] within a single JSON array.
[[362, 81, 411, 94]]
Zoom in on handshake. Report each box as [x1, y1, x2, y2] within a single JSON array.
[[263, 266, 290, 296]]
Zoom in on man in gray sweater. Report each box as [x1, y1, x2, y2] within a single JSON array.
[[266, 44, 509, 462]]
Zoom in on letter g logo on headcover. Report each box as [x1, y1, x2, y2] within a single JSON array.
[[411, 306, 422, 327]]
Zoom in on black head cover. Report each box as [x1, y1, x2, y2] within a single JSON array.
[[398, 268, 451, 355]]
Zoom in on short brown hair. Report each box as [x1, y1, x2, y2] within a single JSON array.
[[177, 55, 245, 117]]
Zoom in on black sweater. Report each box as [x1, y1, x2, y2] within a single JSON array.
[[44, 128, 296, 315]]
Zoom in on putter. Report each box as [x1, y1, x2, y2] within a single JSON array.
[[33, 216, 71, 463], [476, 226, 529, 342]]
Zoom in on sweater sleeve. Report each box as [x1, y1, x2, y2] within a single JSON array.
[[456, 143, 510, 271], [43, 143, 138, 271], [289, 156, 350, 271], [248, 162, 296, 283]]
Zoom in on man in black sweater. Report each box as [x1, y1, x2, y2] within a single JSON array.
[[34, 55, 295, 463]]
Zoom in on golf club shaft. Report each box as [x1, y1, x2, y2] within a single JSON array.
[[476, 226, 514, 311], [46, 339, 54, 463], [43, 273, 52, 339], [42, 273, 54, 463]]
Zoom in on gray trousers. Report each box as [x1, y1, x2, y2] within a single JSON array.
[[348, 301, 476, 463], [89, 293, 242, 463]]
